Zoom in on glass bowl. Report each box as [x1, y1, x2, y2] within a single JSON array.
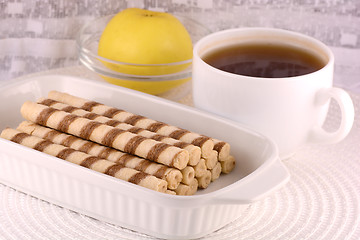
[[76, 14, 211, 95]]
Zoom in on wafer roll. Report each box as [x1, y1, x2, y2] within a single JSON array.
[[47, 91, 215, 158], [38, 98, 201, 166], [17, 121, 183, 189], [212, 138, 231, 161], [210, 162, 222, 181], [165, 190, 176, 195], [20, 102, 189, 170], [174, 179, 198, 196], [197, 170, 212, 189], [194, 158, 207, 177], [180, 166, 195, 185], [221, 155, 236, 174], [1, 128, 168, 193], [204, 150, 218, 170]]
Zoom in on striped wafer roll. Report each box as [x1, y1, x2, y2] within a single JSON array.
[[17, 121, 183, 190], [1, 128, 168, 193], [38, 98, 201, 166], [174, 179, 198, 196], [197, 170, 212, 189], [47, 91, 215, 158], [194, 158, 207, 177], [221, 155, 236, 174], [212, 138, 231, 161], [180, 166, 195, 185], [20, 101, 189, 170]]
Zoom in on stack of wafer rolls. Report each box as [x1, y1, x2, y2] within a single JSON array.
[[47, 91, 235, 176], [37, 98, 201, 166], [17, 121, 185, 190], [0, 91, 236, 195], [0, 128, 169, 193], [20, 101, 190, 170]]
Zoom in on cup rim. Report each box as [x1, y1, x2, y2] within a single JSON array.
[[193, 27, 334, 80]]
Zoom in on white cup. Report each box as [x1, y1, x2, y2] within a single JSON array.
[[192, 28, 355, 159]]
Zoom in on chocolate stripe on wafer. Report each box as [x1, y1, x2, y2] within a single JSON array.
[[101, 128, 125, 147], [146, 143, 170, 163], [169, 129, 189, 140], [124, 135, 147, 155], [79, 141, 97, 153], [36, 107, 57, 126], [115, 154, 135, 165], [103, 108, 124, 118], [146, 122, 167, 132], [43, 129, 61, 141], [10, 132, 29, 144], [213, 139, 231, 161], [33, 139, 53, 152], [105, 119, 121, 127], [39, 98, 57, 106], [128, 172, 148, 185], [83, 112, 99, 120], [79, 121, 102, 139], [56, 148, 76, 160], [125, 115, 146, 125], [104, 163, 123, 176], [58, 115, 79, 133], [82, 101, 100, 111], [1, 128, 168, 193], [62, 105, 77, 113], [81, 156, 101, 168]]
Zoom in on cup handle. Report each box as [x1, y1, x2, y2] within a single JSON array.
[[309, 87, 354, 144]]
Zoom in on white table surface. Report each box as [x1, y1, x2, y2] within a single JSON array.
[[0, 66, 359, 240]]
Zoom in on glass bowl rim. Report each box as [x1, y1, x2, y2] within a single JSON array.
[[75, 14, 211, 67]]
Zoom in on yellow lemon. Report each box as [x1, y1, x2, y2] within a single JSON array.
[[97, 8, 193, 94]]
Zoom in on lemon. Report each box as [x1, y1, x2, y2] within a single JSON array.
[[97, 8, 193, 94]]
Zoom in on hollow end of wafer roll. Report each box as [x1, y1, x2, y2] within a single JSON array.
[[204, 150, 218, 170], [174, 183, 190, 196], [185, 145, 201, 166], [221, 155, 236, 174], [174, 181, 197, 196], [180, 166, 195, 185], [211, 162, 222, 181], [197, 170, 211, 189], [165, 169, 183, 190], [187, 178, 198, 196], [137, 175, 168, 193], [167, 149, 189, 170], [194, 158, 207, 177]]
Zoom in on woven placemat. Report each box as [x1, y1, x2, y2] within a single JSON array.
[[0, 66, 359, 239]]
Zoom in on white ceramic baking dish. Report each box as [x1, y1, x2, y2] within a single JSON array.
[[0, 75, 289, 239]]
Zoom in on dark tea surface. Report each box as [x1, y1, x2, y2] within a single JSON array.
[[203, 43, 325, 78]]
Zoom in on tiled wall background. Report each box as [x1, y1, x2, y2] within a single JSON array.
[[0, 0, 359, 91]]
